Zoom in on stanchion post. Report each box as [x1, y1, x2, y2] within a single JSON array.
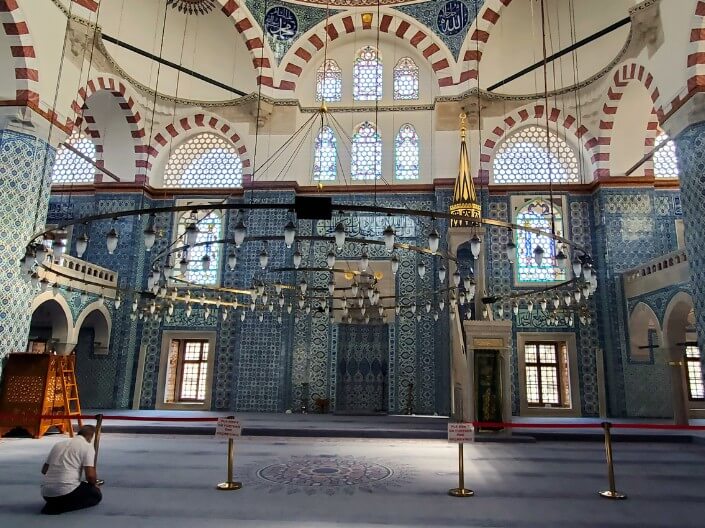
[[448, 443, 474, 497], [216, 415, 242, 491], [93, 414, 105, 487], [598, 421, 626, 500]]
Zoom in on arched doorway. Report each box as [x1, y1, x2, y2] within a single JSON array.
[[72, 304, 114, 409], [663, 292, 704, 421], [28, 295, 74, 355]]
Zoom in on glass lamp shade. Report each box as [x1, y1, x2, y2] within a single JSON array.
[[391, 253, 400, 275], [170, 288, 177, 301], [204, 308, 211, 320], [334, 222, 346, 249], [463, 276, 472, 291], [574, 289, 582, 303], [326, 250, 336, 269], [163, 262, 173, 279], [416, 314, 421, 322], [582, 262, 591, 279], [556, 250, 567, 268], [278, 294, 285, 307], [527, 301, 534, 313], [383, 225, 395, 252], [367, 288, 374, 301], [378, 306, 384, 316], [258, 313, 264, 323], [410, 304, 417, 314], [540, 299, 548, 311], [257, 283, 265, 296], [470, 235, 481, 258], [481, 307, 488, 319], [167, 303, 175, 316], [143, 227, 156, 251], [184, 223, 199, 247], [439, 300, 445, 312], [132, 300, 138, 312], [505, 240, 516, 263], [417, 260, 426, 278], [283, 221, 296, 248], [149, 302, 156, 314], [466, 282, 476, 300], [351, 283, 359, 297], [222, 309, 228, 321], [240, 311, 246, 322], [533, 245, 545, 266], [114, 296, 122, 310], [428, 229, 440, 254], [563, 293, 572, 306], [357, 297, 364, 308], [305, 305, 311, 314], [261, 293, 269, 306], [233, 220, 246, 248], [36, 244, 48, 264], [512, 303, 519, 316], [259, 249, 269, 270], [147, 274, 156, 291], [360, 251, 369, 272], [299, 279, 308, 295], [298, 297, 305, 309], [452, 270, 461, 288], [287, 304, 293, 314], [361, 307, 366, 317], [459, 292, 466, 305], [179, 257, 188, 275], [328, 281, 335, 295], [275, 280, 283, 295], [372, 290, 380, 305], [498, 305, 504, 318], [227, 252, 237, 271], [395, 305, 401, 315], [293, 249, 302, 269], [75, 234, 89, 258], [572, 257, 582, 278], [250, 303, 256, 312], [365, 315, 370, 325], [106, 228, 119, 255], [433, 312, 439, 321], [201, 254, 211, 271], [425, 301, 431, 313], [268, 303, 274, 313], [51, 239, 66, 260], [438, 265, 447, 283], [184, 291, 191, 304], [581, 284, 590, 299]]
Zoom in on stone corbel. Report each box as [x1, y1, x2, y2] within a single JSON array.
[[628, 0, 663, 58]]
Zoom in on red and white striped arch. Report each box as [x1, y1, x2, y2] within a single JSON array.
[[455, 0, 514, 88], [73, 108, 105, 180], [217, 0, 277, 88], [0, 0, 39, 103], [147, 113, 252, 180], [277, 10, 455, 93], [598, 61, 664, 177], [69, 75, 147, 179], [480, 103, 603, 182], [688, 0, 705, 95]]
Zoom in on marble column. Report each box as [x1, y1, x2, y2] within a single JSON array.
[[674, 121, 705, 360], [0, 128, 53, 366]]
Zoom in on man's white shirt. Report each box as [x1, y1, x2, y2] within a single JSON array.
[[41, 436, 95, 497]]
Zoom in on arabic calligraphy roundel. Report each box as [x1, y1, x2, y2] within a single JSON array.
[[264, 6, 299, 42], [437, 0, 470, 37]]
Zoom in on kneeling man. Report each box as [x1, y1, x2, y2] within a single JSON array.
[[40, 425, 102, 515]]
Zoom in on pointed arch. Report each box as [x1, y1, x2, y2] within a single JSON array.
[[0, 0, 40, 103], [316, 59, 342, 102], [393, 57, 419, 100], [394, 123, 419, 180], [70, 301, 112, 350], [352, 121, 381, 181], [482, 103, 600, 181], [30, 292, 75, 354], [353, 45, 383, 101], [164, 133, 243, 188], [628, 302, 662, 363], [688, 1, 705, 94], [277, 10, 454, 92]]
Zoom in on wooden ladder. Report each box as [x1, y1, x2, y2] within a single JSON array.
[[54, 355, 83, 436]]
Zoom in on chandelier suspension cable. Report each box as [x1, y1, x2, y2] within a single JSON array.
[[373, 0, 382, 208], [539, 0, 557, 244], [568, 0, 587, 186], [249, 0, 269, 204]]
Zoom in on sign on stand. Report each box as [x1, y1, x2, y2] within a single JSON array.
[[448, 422, 474, 443], [215, 417, 241, 439]]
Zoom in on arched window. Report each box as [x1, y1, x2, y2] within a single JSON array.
[[493, 126, 580, 184], [394, 124, 419, 180], [313, 126, 337, 181], [164, 133, 243, 188], [653, 132, 680, 179], [175, 210, 222, 286], [352, 121, 382, 180], [353, 46, 382, 101], [51, 132, 96, 184], [316, 59, 342, 102], [515, 199, 566, 283], [393, 57, 419, 100]]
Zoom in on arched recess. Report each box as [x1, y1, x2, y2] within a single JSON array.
[[278, 10, 454, 92], [598, 61, 664, 177], [148, 114, 252, 183], [482, 103, 600, 181], [628, 302, 662, 363], [456, 0, 514, 86], [71, 302, 112, 352], [72, 302, 115, 408], [68, 76, 146, 181], [663, 291, 697, 422], [29, 293, 75, 355], [0, 0, 40, 103]]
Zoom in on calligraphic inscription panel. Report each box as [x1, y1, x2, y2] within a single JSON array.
[[265, 6, 298, 42], [437, 0, 469, 37]]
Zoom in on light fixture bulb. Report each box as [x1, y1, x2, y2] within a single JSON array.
[[259, 248, 269, 270], [283, 220, 296, 248], [328, 280, 335, 296], [351, 282, 359, 297], [452, 270, 461, 288], [52, 238, 66, 260], [391, 253, 400, 275], [293, 249, 302, 269], [233, 220, 246, 248], [527, 301, 534, 313], [512, 303, 519, 316], [143, 226, 156, 251], [299, 279, 308, 295], [383, 225, 395, 252], [106, 228, 119, 255], [184, 222, 199, 247], [227, 252, 237, 271], [179, 256, 188, 275], [556, 249, 567, 268], [360, 250, 369, 272], [572, 256, 583, 278], [417, 260, 426, 278], [533, 245, 545, 266], [201, 254, 211, 271], [326, 250, 336, 269], [428, 228, 440, 254], [425, 300, 431, 313], [334, 222, 346, 249], [438, 265, 447, 283], [505, 239, 516, 263], [563, 292, 572, 306], [275, 280, 283, 295], [114, 296, 122, 310], [470, 235, 481, 259], [439, 300, 445, 312], [240, 311, 246, 322], [76, 234, 89, 258]]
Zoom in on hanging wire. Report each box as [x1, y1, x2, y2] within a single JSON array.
[[568, 0, 586, 185], [250, 0, 269, 203], [539, 0, 557, 246]]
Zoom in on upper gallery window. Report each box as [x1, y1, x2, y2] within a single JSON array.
[[175, 209, 223, 286], [351, 121, 382, 180], [394, 124, 420, 180], [515, 198, 566, 283], [313, 126, 338, 181], [353, 46, 383, 101], [316, 59, 342, 102], [493, 126, 580, 184], [653, 132, 680, 179], [51, 132, 96, 184], [164, 133, 243, 188], [393, 57, 419, 100]]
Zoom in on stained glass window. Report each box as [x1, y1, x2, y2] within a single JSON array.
[[515, 199, 566, 283], [394, 124, 419, 180], [393, 57, 419, 100], [316, 59, 342, 102], [493, 126, 579, 184], [176, 209, 222, 285], [51, 132, 96, 184], [313, 126, 337, 181], [353, 46, 382, 101], [351, 121, 382, 180], [164, 133, 243, 188], [653, 132, 680, 179]]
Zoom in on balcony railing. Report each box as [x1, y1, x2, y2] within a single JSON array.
[[622, 249, 689, 298], [38, 254, 118, 298]]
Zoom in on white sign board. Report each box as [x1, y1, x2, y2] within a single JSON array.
[[448, 422, 474, 443], [215, 417, 241, 439]]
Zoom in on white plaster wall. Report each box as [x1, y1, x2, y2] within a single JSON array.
[[609, 81, 653, 176], [0, 33, 16, 99]]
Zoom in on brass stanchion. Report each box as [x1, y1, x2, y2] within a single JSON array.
[[448, 443, 474, 497], [217, 416, 242, 491], [93, 414, 105, 487], [598, 422, 626, 500]]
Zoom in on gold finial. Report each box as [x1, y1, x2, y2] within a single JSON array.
[[320, 100, 328, 113], [459, 112, 467, 139]]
